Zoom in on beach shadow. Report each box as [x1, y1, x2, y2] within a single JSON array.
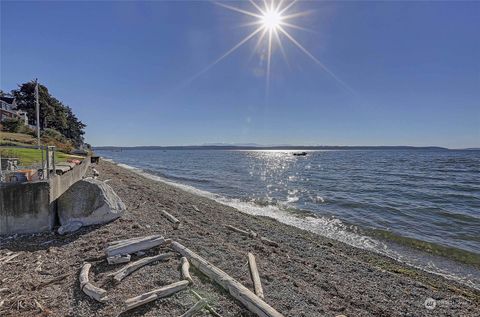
[[0, 222, 112, 253]]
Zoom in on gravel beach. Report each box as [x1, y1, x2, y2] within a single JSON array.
[[0, 160, 479, 316]]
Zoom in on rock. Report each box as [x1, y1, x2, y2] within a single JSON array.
[[57, 179, 126, 227], [58, 221, 83, 235]]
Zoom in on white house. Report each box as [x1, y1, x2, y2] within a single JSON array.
[[0, 96, 28, 125]]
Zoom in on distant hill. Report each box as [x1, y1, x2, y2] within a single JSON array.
[[94, 145, 450, 151]]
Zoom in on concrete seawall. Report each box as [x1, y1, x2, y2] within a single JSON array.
[[49, 158, 91, 201], [0, 158, 91, 235]]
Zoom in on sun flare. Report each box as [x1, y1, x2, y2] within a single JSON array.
[[187, 1, 353, 95]]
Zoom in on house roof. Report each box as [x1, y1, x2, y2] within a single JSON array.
[[0, 96, 15, 105]]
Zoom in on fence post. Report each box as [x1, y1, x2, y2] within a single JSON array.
[[46, 146, 50, 179], [51, 146, 56, 177]]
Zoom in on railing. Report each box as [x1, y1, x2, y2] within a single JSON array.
[[0, 145, 57, 183]]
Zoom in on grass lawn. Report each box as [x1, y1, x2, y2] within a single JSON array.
[[0, 147, 82, 167]]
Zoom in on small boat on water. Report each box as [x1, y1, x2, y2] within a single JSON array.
[[292, 152, 307, 156]]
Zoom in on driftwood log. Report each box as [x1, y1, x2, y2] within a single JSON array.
[[171, 241, 284, 317], [79, 263, 108, 303], [260, 237, 278, 247], [107, 254, 131, 265], [226, 225, 257, 238], [107, 235, 161, 247], [181, 257, 194, 284], [247, 253, 264, 299], [110, 253, 173, 282], [180, 298, 208, 317], [225, 225, 279, 247], [123, 280, 189, 312], [190, 290, 223, 317], [105, 235, 171, 257], [160, 210, 181, 229]]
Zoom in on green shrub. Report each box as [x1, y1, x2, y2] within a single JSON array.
[[1, 118, 24, 133], [41, 128, 65, 140]]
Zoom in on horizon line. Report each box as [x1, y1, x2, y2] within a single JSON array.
[[92, 144, 480, 151]]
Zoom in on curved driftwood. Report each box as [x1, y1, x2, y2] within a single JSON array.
[[79, 263, 108, 303], [180, 298, 208, 317], [105, 236, 171, 257], [79, 263, 90, 288], [191, 290, 223, 317], [123, 280, 189, 312], [171, 241, 283, 317], [110, 253, 173, 282], [160, 210, 181, 229], [248, 253, 264, 299], [181, 257, 194, 285]]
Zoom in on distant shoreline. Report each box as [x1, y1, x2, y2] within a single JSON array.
[[94, 145, 463, 151]]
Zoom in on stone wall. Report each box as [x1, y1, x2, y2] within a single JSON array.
[[0, 158, 91, 235]]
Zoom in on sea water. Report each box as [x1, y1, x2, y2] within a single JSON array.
[[96, 149, 480, 289]]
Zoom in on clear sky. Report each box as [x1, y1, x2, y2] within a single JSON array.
[[1, 1, 479, 148]]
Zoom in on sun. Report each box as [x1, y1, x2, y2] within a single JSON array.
[[261, 8, 283, 31]]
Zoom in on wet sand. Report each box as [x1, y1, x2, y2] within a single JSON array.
[[0, 160, 479, 316]]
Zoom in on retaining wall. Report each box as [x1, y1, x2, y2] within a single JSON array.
[[0, 182, 53, 235], [0, 158, 91, 235]]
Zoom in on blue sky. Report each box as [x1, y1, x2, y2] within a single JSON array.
[[1, 1, 479, 148]]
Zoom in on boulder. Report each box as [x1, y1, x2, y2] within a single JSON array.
[[57, 179, 126, 227], [58, 221, 83, 235]]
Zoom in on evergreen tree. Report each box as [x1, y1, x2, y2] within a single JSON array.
[[11, 81, 86, 146]]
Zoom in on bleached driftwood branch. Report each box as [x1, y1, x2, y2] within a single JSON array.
[[247, 253, 264, 299], [79, 263, 108, 303], [105, 235, 171, 257], [0, 253, 20, 265], [160, 210, 181, 229], [190, 290, 223, 317], [110, 253, 173, 282], [180, 298, 208, 317], [225, 225, 278, 247], [181, 257, 194, 285], [171, 241, 284, 317], [123, 280, 189, 312]]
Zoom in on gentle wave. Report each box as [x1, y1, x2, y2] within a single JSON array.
[[103, 157, 480, 290]]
